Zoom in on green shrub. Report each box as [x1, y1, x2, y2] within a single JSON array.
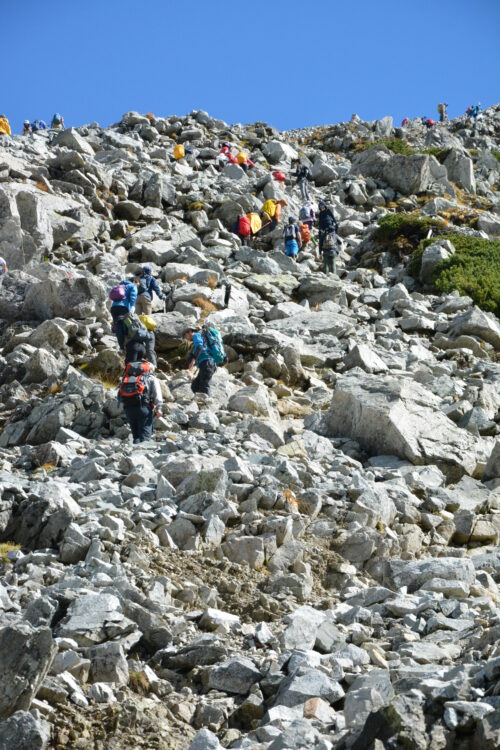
[[492, 151, 500, 164], [375, 214, 446, 256], [356, 138, 414, 156], [431, 235, 500, 316]]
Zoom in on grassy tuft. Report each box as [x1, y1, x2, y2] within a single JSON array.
[[353, 138, 414, 156], [0, 542, 21, 563]]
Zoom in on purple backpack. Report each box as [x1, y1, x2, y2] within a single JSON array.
[[109, 284, 126, 302]]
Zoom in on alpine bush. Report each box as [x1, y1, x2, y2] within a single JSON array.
[[374, 214, 446, 255], [430, 235, 500, 317]]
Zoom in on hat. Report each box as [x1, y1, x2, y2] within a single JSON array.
[[183, 325, 199, 336], [288, 216, 296, 224], [319, 200, 327, 209], [142, 265, 152, 274], [24, 120, 30, 125]]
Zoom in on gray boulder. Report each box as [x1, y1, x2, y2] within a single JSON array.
[[0, 711, 51, 750], [420, 239, 455, 284], [0, 623, 56, 720], [51, 128, 95, 156], [444, 149, 476, 193], [322, 371, 480, 479], [451, 307, 500, 351]]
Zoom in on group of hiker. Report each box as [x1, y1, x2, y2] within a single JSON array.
[[0, 113, 65, 137], [401, 102, 482, 129], [109, 266, 228, 443]]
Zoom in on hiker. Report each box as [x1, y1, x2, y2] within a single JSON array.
[[299, 222, 311, 246], [236, 151, 255, 173], [247, 212, 263, 238], [437, 102, 448, 122], [422, 117, 435, 129], [31, 119, 48, 133], [401, 117, 409, 128], [467, 103, 481, 119], [293, 159, 312, 201], [51, 113, 65, 129], [173, 143, 185, 160], [236, 213, 252, 246], [22, 120, 32, 135], [299, 203, 315, 232], [0, 115, 11, 136], [318, 200, 339, 274], [0, 257, 7, 276], [261, 198, 287, 230], [283, 216, 302, 261], [183, 325, 227, 395], [220, 142, 237, 164], [119, 360, 163, 444], [135, 265, 165, 315]]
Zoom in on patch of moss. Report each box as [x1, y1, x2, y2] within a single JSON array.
[[492, 151, 500, 164], [374, 213, 446, 256]]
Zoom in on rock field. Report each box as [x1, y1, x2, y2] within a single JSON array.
[[0, 106, 499, 749]]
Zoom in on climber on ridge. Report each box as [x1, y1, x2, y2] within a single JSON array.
[[318, 200, 339, 274], [293, 159, 312, 201], [118, 360, 163, 444], [0, 115, 11, 136], [183, 325, 227, 396], [283, 216, 302, 261]]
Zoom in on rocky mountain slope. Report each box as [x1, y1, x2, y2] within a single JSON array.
[[0, 106, 499, 750]]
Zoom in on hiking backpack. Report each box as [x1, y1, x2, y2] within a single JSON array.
[[284, 224, 297, 241], [119, 361, 153, 402], [299, 206, 310, 222], [109, 284, 126, 302], [137, 276, 149, 296], [122, 313, 149, 344], [53, 113, 62, 124], [201, 326, 226, 366], [323, 232, 336, 251]]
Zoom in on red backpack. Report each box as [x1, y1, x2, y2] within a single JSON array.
[[119, 362, 153, 402], [238, 215, 252, 236]]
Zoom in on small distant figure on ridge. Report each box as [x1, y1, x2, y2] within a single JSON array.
[[437, 102, 448, 122], [31, 119, 48, 133], [466, 103, 481, 120], [0, 115, 11, 136], [22, 120, 32, 135], [135, 265, 165, 316], [51, 113, 65, 130], [401, 117, 409, 128]]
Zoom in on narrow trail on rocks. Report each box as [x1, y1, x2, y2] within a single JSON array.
[[0, 106, 499, 750]]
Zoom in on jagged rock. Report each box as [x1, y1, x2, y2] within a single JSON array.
[[0, 623, 56, 720], [208, 656, 261, 695], [51, 128, 95, 156], [420, 239, 455, 284], [451, 307, 500, 351], [322, 371, 480, 479], [0, 710, 51, 750], [57, 593, 137, 646], [444, 149, 476, 193]]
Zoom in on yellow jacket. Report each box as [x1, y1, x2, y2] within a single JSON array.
[[0, 118, 11, 136]]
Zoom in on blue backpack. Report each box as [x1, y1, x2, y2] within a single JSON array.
[[202, 326, 226, 366]]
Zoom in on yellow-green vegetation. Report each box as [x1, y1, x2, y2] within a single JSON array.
[[129, 671, 151, 694], [411, 234, 500, 316], [0, 542, 21, 563], [374, 213, 446, 255], [492, 151, 500, 164], [353, 138, 414, 156], [419, 147, 451, 163]]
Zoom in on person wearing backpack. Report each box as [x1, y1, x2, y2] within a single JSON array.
[[293, 159, 311, 201], [118, 360, 163, 444], [0, 115, 11, 136], [283, 217, 302, 260], [183, 325, 227, 395], [31, 119, 49, 133], [437, 102, 448, 123], [236, 213, 252, 246], [318, 200, 339, 273], [51, 113, 65, 129], [299, 203, 315, 232], [135, 265, 165, 316]]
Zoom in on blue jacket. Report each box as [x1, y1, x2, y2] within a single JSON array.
[[188, 332, 214, 366], [138, 273, 164, 301], [111, 280, 137, 311]]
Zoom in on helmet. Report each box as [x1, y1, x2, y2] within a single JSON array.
[[24, 120, 30, 125], [288, 216, 296, 224]]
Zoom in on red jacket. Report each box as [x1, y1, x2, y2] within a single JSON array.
[[221, 146, 237, 164]]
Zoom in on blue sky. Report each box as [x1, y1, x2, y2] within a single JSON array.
[[2, 0, 499, 134]]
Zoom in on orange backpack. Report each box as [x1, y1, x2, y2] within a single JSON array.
[[299, 223, 311, 244]]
